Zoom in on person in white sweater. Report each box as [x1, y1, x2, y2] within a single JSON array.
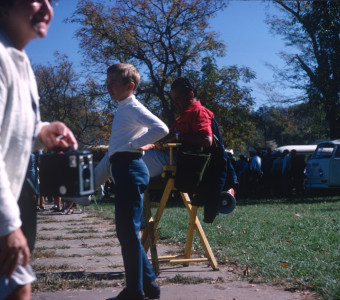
[[0, 1, 78, 299], [96, 63, 168, 300]]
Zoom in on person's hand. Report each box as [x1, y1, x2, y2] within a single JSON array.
[[39, 122, 78, 150], [0, 229, 30, 277], [154, 141, 166, 151], [139, 144, 155, 151]]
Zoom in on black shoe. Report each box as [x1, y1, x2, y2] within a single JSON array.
[[144, 281, 160, 299], [106, 288, 145, 300]]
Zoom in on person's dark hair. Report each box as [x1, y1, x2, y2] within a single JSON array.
[[171, 77, 196, 96]]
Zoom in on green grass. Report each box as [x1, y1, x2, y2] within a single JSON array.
[[91, 195, 340, 299]]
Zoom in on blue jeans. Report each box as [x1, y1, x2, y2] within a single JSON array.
[[110, 152, 156, 292]]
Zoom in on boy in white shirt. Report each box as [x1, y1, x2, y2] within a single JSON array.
[[102, 63, 168, 300]]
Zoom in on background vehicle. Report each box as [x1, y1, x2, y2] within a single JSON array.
[[305, 140, 340, 189], [274, 145, 317, 163]]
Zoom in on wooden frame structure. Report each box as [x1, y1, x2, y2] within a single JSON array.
[[141, 144, 218, 274]]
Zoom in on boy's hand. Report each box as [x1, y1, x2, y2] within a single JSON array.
[[0, 229, 30, 277], [154, 141, 166, 151], [39, 122, 78, 150], [139, 144, 155, 151]]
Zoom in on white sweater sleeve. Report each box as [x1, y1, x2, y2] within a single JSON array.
[[130, 105, 169, 149]]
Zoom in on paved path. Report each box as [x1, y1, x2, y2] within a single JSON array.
[[31, 205, 315, 300]]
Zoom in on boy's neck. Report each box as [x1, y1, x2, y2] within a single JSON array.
[[116, 93, 134, 102]]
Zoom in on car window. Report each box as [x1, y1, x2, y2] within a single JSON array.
[[313, 144, 335, 158], [334, 146, 340, 158]]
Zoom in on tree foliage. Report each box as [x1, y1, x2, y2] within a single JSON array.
[[255, 102, 328, 148], [68, 0, 228, 124], [266, 0, 340, 139], [35, 53, 111, 145]]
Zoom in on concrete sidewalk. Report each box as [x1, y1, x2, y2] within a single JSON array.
[[31, 205, 315, 300]]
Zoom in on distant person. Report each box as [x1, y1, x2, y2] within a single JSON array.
[[290, 149, 306, 196], [270, 151, 284, 197], [95, 63, 168, 300], [248, 150, 262, 196], [0, 1, 78, 299], [282, 150, 292, 196]]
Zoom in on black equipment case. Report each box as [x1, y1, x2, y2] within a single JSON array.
[[39, 151, 94, 197]]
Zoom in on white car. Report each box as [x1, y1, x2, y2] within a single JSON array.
[[305, 140, 340, 189]]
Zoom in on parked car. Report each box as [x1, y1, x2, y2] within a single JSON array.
[[305, 140, 340, 189]]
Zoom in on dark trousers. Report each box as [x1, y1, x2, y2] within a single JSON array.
[[110, 152, 156, 292], [18, 180, 37, 253]]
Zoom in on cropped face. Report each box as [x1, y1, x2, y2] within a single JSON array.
[[2, 0, 53, 49], [170, 88, 192, 113], [106, 72, 133, 101]]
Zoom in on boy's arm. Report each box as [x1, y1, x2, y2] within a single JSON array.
[[130, 107, 169, 149]]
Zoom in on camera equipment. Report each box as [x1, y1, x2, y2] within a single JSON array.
[[39, 150, 94, 197]]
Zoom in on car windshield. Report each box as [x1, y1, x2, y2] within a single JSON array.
[[312, 143, 335, 158]]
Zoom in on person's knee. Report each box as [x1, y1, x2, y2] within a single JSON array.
[[6, 283, 31, 300]]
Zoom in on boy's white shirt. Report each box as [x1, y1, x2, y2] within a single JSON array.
[[94, 95, 168, 189]]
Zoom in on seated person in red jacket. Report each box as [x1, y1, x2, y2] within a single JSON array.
[[143, 77, 214, 177]]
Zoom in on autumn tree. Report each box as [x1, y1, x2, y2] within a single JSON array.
[[266, 0, 340, 139], [35, 53, 110, 145], [69, 0, 229, 125]]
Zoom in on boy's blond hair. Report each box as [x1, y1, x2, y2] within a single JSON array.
[[107, 63, 140, 90]]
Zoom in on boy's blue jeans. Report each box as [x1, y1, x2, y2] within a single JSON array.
[[110, 152, 156, 292]]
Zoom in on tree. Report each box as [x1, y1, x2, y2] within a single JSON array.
[[266, 0, 340, 139], [35, 53, 110, 145], [254, 103, 328, 147], [69, 0, 227, 125]]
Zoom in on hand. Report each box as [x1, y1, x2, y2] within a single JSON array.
[[39, 122, 78, 150], [154, 141, 166, 151], [139, 144, 155, 151], [0, 229, 30, 277]]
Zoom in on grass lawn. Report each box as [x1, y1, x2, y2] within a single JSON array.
[[91, 195, 340, 299]]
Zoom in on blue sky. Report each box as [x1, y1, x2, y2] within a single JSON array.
[[26, 0, 301, 108]]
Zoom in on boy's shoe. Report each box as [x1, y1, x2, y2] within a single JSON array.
[[144, 281, 160, 299], [106, 288, 145, 300]]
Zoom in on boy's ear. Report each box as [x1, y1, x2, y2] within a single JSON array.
[[128, 82, 135, 91]]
